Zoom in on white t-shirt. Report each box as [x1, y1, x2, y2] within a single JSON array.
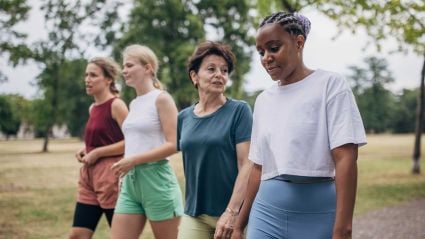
[[249, 69, 367, 180], [122, 89, 167, 158]]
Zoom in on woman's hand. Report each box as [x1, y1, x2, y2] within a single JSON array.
[[75, 147, 86, 163], [111, 157, 136, 176], [230, 228, 244, 239], [81, 149, 99, 165], [214, 208, 238, 239]]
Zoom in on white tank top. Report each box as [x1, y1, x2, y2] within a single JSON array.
[[122, 89, 166, 158]]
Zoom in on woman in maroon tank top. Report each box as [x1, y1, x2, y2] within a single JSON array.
[[69, 57, 128, 239]]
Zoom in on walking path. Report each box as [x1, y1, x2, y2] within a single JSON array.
[[353, 198, 425, 239]]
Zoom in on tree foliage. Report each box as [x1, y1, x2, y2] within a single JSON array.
[[0, 0, 31, 82], [25, 0, 121, 151], [347, 56, 395, 133], [194, 0, 256, 98], [0, 95, 20, 138], [110, 0, 256, 109]]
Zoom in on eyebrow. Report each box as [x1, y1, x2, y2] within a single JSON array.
[[256, 39, 282, 49]]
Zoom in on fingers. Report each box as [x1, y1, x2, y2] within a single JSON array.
[[111, 162, 125, 177], [214, 223, 234, 239], [75, 152, 83, 162]]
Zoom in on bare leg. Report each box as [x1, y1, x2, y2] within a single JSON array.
[[150, 216, 181, 239], [111, 214, 147, 239], [69, 227, 94, 239]]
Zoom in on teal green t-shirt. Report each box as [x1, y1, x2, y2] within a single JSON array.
[[177, 99, 252, 217]]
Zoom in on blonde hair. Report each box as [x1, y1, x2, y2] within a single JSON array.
[[88, 57, 121, 95], [123, 44, 163, 89]]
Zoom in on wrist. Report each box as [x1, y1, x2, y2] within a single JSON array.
[[129, 156, 138, 167], [225, 207, 239, 216]]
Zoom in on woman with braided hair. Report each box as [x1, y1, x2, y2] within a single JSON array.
[[231, 12, 366, 239]]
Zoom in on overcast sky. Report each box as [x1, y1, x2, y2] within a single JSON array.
[[0, 4, 423, 99]]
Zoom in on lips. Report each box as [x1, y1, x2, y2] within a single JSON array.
[[266, 66, 279, 73], [212, 81, 224, 86]]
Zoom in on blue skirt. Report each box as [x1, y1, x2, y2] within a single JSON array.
[[247, 175, 336, 239]]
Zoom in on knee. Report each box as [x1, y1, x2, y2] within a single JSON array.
[[68, 231, 79, 239], [68, 230, 90, 239]]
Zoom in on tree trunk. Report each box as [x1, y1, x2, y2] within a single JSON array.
[[42, 126, 51, 152], [412, 55, 425, 174]]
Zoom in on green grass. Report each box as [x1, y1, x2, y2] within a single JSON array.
[[1, 135, 425, 238]]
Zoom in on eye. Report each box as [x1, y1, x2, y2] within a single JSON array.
[[257, 50, 264, 57], [207, 67, 215, 72], [270, 46, 280, 53], [222, 68, 229, 74]]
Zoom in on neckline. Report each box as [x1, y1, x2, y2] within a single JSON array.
[[276, 69, 319, 91], [191, 98, 230, 119], [93, 97, 116, 107], [136, 89, 160, 99]]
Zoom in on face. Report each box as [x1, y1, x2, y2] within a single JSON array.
[[255, 23, 304, 83], [190, 54, 229, 94], [84, 63, 111, 96], [122, 56, 151, 87]]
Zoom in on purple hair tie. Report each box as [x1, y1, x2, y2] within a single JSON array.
[[294, 13, 311, 37]]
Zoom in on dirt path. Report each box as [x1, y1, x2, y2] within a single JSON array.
[[353, 198, 425, 239]]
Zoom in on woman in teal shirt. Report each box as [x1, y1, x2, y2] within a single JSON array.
[[177, 41, 253, 239]]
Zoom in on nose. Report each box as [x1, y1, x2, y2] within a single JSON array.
[[261, 51, 272, 64], [122, 68, 128, 76]]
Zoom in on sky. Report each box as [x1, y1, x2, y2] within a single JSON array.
[[0, 4, 423, 99]]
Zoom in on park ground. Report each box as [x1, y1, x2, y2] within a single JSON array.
[[1, 134, 425, 239]]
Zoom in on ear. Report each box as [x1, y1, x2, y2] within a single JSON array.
[[144, 63, 153, 73], [189, 70, 198, 85], [295, 35, 305, 50]]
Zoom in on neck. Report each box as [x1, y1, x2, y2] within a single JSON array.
[[93, 90, 114, 104], [195, 92, 226, 116], [279, 64, 313, 85], [134, 79, 156, 96]]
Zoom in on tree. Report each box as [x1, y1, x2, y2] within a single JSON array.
[[58, 59, 91, 138], [257, 0, 425, 173], [0, 0, 32, 82], [392, 89, 418, 133], [110, 0, 256, 109], [194, 0, 256, 99], [347, 56, 396, 133], [24, 0, 121, 151], [0, 95, 20, 139], [110, 0, 205, 108]]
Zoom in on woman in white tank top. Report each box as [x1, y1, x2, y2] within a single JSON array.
[[111, 44, 183, 239]]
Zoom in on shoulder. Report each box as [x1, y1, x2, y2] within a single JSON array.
[[227, 99, 252, 112], [155, 90, 176, 108], [111, 98, 128, 111], [88, 103, 95, 113], [315, 69, 349, 90], [178, 105, 194, 119]]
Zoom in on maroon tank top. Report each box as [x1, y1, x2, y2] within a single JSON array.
[[84, 97, 124, 155]]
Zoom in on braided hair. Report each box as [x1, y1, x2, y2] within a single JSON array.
[[259, 12, 311, 40]]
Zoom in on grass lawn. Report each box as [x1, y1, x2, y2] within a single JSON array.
[[1, 134, 425, 238]]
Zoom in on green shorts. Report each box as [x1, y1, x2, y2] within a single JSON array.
[[114, 160, 183, 221]]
